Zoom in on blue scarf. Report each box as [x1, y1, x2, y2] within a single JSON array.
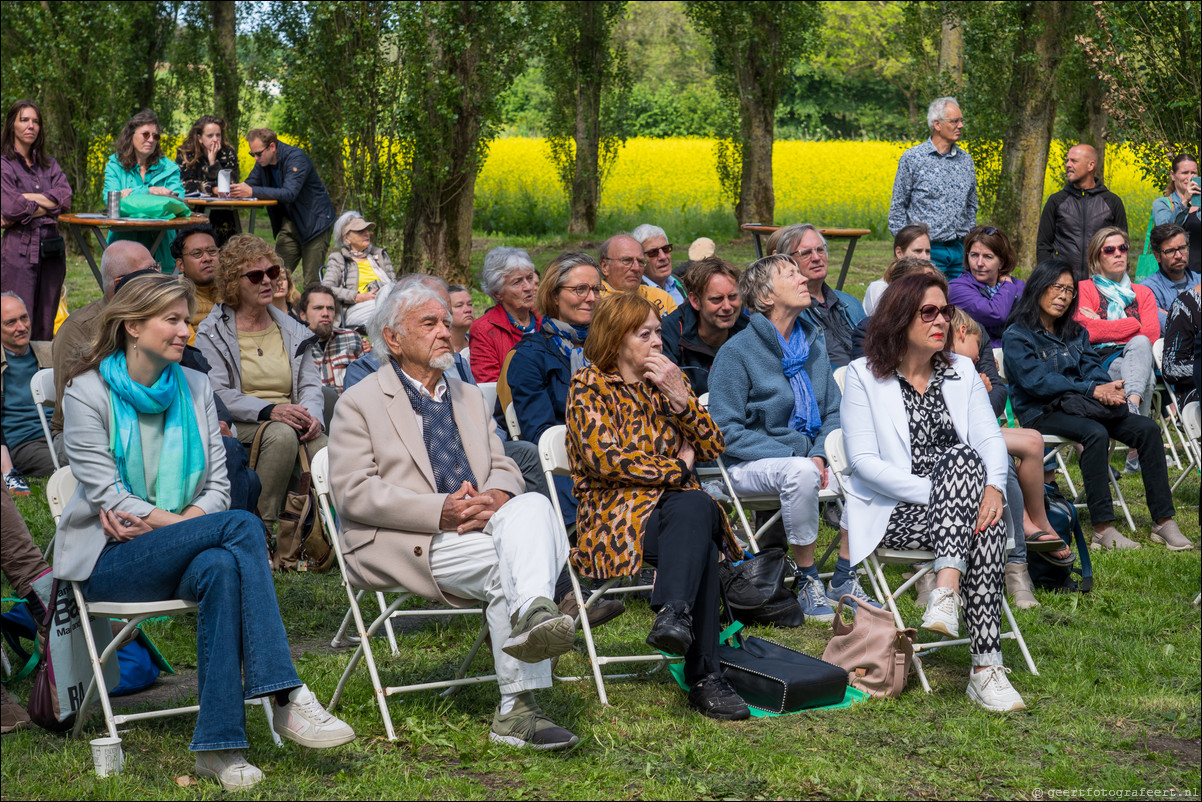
[[777, 323, 822, 438], [99, 353, 206, 514], [504, 308, 538, 336], [542, 317, 589, 374]]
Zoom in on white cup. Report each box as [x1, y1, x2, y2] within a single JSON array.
[[90, 736, 124, 777], [217, 169, 231, 197]]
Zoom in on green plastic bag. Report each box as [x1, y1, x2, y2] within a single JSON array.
[[119, 193, 190, 220], [1135, 207, 1158, 280]]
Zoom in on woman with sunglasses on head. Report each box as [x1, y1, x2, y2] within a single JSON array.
[[196, 235, 326, 533], [948, 225, 1024, 348], [103, 110, 185, 271], [1003, 260, 1188, 551], [843, 272, 1025, 712]]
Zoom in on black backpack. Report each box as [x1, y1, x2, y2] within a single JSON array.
[[1029, 483, 1094, 593]]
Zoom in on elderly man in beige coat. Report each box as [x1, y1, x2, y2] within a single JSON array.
[[328, 280, 578, 751]]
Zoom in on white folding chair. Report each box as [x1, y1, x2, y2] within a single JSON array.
[[992, 347, 1006, 382], [477, 382, 498, 420], [503, 403, 522, 441], [45, 468, 279, 744], [1152, 338, 1198, 485], [311, 448, 495, 741], [29, 368, 60, 471], [537, 426, 668, 706], [824, 429, 1038, 694], [1181, 402, 1201, 456], [1041, 434, 1136, 532], [832, 365, 848, 393]]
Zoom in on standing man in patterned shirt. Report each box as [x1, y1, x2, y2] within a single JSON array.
[[889, 97, 978, 279]]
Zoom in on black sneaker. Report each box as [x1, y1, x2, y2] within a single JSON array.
[[688, 673, 751, 721], [645, 601, 693, 656]]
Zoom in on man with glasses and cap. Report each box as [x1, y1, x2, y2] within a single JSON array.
[[889, 97, 978, 280], [1036, 144, 1128, 281]]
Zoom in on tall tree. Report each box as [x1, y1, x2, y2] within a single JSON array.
[[538, 1, 629, 236], [209, 0, 239, 136], [127, 1, 181, 115], [684, 1, 822, 228], [396, 1, 533, 281]]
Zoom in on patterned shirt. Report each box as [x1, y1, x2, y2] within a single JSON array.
[[310, 328, 369, 393], [895, 360, 961, 476], [888, 138, 978, 241]]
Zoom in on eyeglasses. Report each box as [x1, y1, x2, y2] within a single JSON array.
[[941, 117, 965, 125], [1101, 243, 1130, 256], [249, 146, 270, 158], [608, 256, 647, 269], [918, 303, 956, 323], [1158, 245, 1190, 258], [184, 247, 219, 259], [1048, 283, 1077, 298], [789, 245, 828, 263], [643, 244, 673, 259], [241, 265, 282, 284], [562, 283, 603, 299], [138, 131, 160, 141]]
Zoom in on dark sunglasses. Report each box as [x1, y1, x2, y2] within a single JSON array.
[[242, 265, 282, 284], [918, 303, 956, 323], [644, 243, 673, 258], [1101, 243, 1130, 256], [249, 144, 271, 159], [971, 226, 1000, 236]]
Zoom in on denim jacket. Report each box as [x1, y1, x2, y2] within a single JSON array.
[[1001, 322, 1111, 426]]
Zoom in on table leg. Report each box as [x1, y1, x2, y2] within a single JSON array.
[[67, 224, 104, 290], [248, 208, 257, 235], [834, 236, 861, 292], [753, 232, 764, 259], [149, 229, 167, 259]]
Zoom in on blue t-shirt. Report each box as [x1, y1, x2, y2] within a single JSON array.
[[2, 348, 46, 447]]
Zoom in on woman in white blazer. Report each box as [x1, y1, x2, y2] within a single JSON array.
[[55, 274, 352, 790], [841, 271, 1025, 713]]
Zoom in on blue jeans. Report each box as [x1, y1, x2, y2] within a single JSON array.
[[81, 510, 299, 751]]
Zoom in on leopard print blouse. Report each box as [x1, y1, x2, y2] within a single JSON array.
[[566, 364, 741, 579]]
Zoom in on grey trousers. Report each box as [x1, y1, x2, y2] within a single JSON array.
[[275, 218, 332, 289], [1108, 334, 1155, 415]]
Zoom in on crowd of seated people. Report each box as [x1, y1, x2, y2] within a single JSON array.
[[17, 101, 1201, 778]]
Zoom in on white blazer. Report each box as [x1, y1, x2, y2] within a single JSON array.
[[841, 353, 1008, 566]]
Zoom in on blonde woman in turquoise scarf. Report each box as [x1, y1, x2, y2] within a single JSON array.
[[55, 273, 354, 791], [1074, 226, 1161, 472]]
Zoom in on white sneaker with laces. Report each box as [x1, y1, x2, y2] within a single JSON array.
[[272, 684, 356, 748], [921, 586, 960, 638], [194, 749, 264, 791], [967, 665, 1027, 712]]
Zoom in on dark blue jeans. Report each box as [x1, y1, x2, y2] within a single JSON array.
[[82, 510, 299, 751]]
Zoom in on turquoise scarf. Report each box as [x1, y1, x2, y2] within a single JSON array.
[[1093, 274, 1136, 322], [99, 352, 206, 514]]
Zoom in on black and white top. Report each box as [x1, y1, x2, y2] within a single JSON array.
[[896, 360, 961, 477]]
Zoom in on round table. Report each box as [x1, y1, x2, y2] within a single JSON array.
[[184, 197, 277, 235], [57, 213, 211, 289], [741, 224, 874, 292]]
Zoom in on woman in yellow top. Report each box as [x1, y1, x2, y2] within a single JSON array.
[[321, 211, 396, 327], [195, 235, 326, 531]]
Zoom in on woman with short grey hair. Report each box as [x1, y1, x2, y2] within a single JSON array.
[[469, 246, 540, 382], [321, 210, 396, 327]]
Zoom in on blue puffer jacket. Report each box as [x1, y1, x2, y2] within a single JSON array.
[[508, 330, 573, 447], [1001, 322, 1111, 426], [708, 312, 841, 464]]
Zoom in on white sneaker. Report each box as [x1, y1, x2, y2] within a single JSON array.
[[921, 587, 960, 638], [967, 665, 1027, 712], [195, 750, 264, 791], [272, 684, 356, 748]]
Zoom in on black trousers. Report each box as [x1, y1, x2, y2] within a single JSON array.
[[1030, 410, 1175, 525], [642, 489, 725, 684]]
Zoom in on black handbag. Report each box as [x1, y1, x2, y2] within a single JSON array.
[[718, 547, 804, 628], [39, 233, 65, 261], [717, 622, 848, 713]]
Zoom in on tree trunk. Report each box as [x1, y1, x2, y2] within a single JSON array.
[[208, 0, 239, 137], [998, 1, 1067, 274], [939, 16, 964, 89], [735, 90, 775, 226], [128, 2, 175, 114], [567, 2, 605, 236], [1079, 75, 1108, 182]]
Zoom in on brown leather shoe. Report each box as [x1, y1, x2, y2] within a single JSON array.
[[558, 595, 626, 630]]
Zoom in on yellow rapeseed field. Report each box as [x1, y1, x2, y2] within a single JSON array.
[[475, 137, 1164, 239]]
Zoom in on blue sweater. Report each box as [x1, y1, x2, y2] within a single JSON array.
[[508, 330, 573, 447], [708, 313, 841, 464]]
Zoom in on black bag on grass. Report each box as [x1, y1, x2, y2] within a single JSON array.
[[717, 622, 848, 713], [718, 548, 804, 628], [1031, 483, 1094, 593]]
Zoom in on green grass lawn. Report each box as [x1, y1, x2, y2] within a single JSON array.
[[2, 227, 1197, 800]]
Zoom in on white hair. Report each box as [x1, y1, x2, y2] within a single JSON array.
[[631, 224, 668, 246], [927, 97, 959, 131], [367, 273, 450, 351], [332, 210, 363, 249], [480, 247, 535, 299], [771, 223, 826, 258]]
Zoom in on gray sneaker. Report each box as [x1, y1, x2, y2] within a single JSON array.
[[1091, 526, 1140, 551], [826, 571, 883, 610], [501, 597, 575, 663], [796, 574, 835, 624], [489, 692, 579, 750], [1150, 519, 1194, 551]]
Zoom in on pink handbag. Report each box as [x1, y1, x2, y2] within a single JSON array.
[[822, 594, 916, 698]]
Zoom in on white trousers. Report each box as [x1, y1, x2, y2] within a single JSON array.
[[343, 298, 377, 327], [726, 457, 824, 547], [427, 492, 568, 694]]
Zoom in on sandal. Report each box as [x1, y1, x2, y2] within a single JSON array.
[[1035, 546, 1076, 567], [1024, 530, 1066, 553]]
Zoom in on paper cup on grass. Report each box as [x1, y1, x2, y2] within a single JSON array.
[[90, 736, 124, 777]]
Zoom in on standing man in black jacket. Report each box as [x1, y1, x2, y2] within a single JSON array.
[[1036, 144, 1127, 279], [230, 128, 335, 288]]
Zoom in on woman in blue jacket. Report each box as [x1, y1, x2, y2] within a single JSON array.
[[103, 110, 185, 271], [1002, 260, 1188, 551]]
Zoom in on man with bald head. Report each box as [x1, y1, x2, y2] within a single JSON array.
[[1037, 144, 1128, 279], [598, 233, 676, 315]]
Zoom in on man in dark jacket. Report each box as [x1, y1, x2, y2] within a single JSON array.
[[1036, 144, 1127, 279], [231, 128, 335, 288], [660, 257, 747, 396]]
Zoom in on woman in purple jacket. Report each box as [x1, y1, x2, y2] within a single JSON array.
[[948, 226, 1024, 349], [1, 100, 72, 340]]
